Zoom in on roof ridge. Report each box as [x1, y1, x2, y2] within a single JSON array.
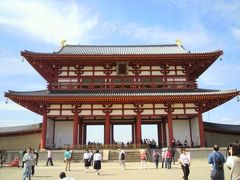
[[63, 44, 179, 47]]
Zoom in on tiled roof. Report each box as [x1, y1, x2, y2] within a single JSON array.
[[204, 122, 240, 134], [56, 44, 188, 55], [6, 89, 238, 97], [0, 123, 41, 133]]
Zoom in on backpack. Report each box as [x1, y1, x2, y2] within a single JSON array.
[[120, 153, 125, 160], [215, 153, 224, 171]]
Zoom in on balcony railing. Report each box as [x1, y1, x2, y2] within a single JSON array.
[[48, 78, 197, 90]]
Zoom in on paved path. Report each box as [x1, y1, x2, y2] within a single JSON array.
[[0, 159, 230, 180]]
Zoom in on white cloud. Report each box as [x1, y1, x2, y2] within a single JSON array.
[[233, 28, 240, 41], [0, 101, 27, 111], [0, 50, 37, 77], [0, 0, 99, 45], [102, 22, 218, 51], [198, 62, 240, 87]]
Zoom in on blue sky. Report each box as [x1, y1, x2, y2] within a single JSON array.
[[0, 0, 240, 139]]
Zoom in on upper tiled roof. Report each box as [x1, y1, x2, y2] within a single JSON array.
[[56, 44, 188, 55], [6, 89, 238, 97]]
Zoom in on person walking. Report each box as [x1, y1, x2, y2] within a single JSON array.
[[208, 144, 225, 180], [83, 150, 91, 172], [22, 148, 33, 180], [46, 149, 54, 166], [140, 149, 147, 169], [119, 149, 126, 170], [93, 150, 102, 176], [64, 148, 72, 171], [180, 148, 191, 180], [161, 147, 166, 168], [165, 148, 172, 169], [152, 150, 160, 168], [226, 141, 240, 180]]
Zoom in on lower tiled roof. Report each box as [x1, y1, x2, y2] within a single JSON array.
[[6, 89, 238, 97]]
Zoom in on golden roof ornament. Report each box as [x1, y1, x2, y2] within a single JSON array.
[[176, 39, 182, 46], [60, 39, 67, 47]]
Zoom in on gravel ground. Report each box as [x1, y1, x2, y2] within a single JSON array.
[[0, 159, 231, 180]]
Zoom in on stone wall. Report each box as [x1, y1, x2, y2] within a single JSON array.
[[0, 132, 41, 151], [205, 131, 240, 147]]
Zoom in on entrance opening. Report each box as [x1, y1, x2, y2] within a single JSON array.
[[86, 125, 104, 145], [113, 125, 132, 144], [142, 124, 158, 147]]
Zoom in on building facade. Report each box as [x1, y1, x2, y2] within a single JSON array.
[[5, 44, 239, 149]]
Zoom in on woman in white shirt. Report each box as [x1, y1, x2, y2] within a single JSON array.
[[93, 150, 102, 176], [83, 150, 90, 172], [226, 142, 240, 180], [179, 148, 190, 180]]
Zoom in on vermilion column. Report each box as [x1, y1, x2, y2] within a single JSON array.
[[104, 112, 110, 146], [162, 120, 167, 146], [136, 112, 142, 146], [73, 111, 78, 146], [157, 122, 162, 147], [167, 107, 174, 147], [41, 110, 47, 149], [198, 109, 205, 147], [78, 118, 82, 145]]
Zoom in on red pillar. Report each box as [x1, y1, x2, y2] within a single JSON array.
[[162, 121, 167, 146], [157, 122, 162, 147], [41, 110, 47, 149], [167, 110, 174, 147], [132, 123, 135, 143], [104, 112, 110, 146], [189, 118, 193, 147], [78, 118, 82, 145], [136, 112, 142, 146], [198, 110, 205, 147], [73, 111, 78, 146], [83, 124, 87, 145]]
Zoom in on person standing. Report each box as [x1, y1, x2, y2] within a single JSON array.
[[30, 149, 36, 176], [180, 148, 191, 180], [208, 144, 225, 180], [161, 147, 166, 168], [64, 148, 72, 171], [165, 148, 172, 169], [46, 149, 54, 166], [83, 150, 90, 172], [34, 149, 39, 166], [140, 149, 147, 169], [119, 149, 126, 170], [21, 149, 27, 168], [152, 150, 160, 168], [93, 150, 102, 176], [22, 148, 33, 180], [226, 142, 240, 180]]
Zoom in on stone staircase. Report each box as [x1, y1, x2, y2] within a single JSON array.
[[108, 149, 151, 162], [71, 151, 84, 163]]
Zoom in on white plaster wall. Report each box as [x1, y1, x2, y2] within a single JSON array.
[[142, 109, 154, 115], [172, 120, 191, 146], [46, 119, 54, 147], [54, 121, 73, 148], [191, 117, 200, 146], [79, 110, 92, 115], [47, 110, 60, 116]]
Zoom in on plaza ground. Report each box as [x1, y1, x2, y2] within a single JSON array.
[[0, 159, 231, 180]]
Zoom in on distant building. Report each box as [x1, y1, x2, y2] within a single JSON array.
[[4, 44, 239, 149]]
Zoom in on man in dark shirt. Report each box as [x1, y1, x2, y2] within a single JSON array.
[[208, 144, 225, 180]]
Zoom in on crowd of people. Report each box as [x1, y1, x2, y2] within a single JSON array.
[[18, 141, 240, 180]]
